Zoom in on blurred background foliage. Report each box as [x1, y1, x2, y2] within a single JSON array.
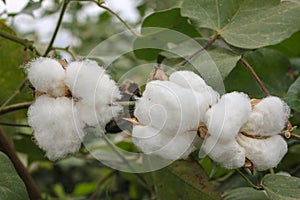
[[0, 0, 300, 199]]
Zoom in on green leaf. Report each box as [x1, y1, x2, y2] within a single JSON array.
[[0, 152, 29, 200], [224, 48, 292, 97], [0, 22, 28, 104], [285, 77, 300, 112], [151, 159, 221, 199], [262, 174, 300, 200], [181, 0, 300, 49], [223, 187, 268, 200], [134, 8, 200, 60]]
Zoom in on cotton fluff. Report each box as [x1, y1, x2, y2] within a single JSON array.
[[237, 134, 288, 171], [205, 92, 251, 141], [241, 96, 290, 136], [201, 136, 245, 169], [133, 75, 206, 160], [65, 60, 121, 126], [169, 71, 219, 121], [28, 95, 85, 160], [26, 57, 66, 97], [132, 126, 197, 160]]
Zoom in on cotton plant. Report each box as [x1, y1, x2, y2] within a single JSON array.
[[26, 57, 121, 160]]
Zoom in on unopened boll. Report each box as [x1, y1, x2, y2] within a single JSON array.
[[241, 96, 290, 136], [201, 136, 245, 169], [65, 60, 121, 126], [205, 92, 251, 141], [28, 95, 85, 160], [237, 134, 287, 170], [26, 57, 66, 97]]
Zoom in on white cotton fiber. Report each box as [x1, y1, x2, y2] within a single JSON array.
[[26, 57, 66, 97], [241, 96, 290, 136], [134, 80, 202, 134], [28, 95, 85, 160], [132, 125, 197, 160], [65, 60, 121, 126], [201, 136, 245, 169], [205, 92, 251, 141], [169, 71, 219, 120], [237, 134, 288, 171]]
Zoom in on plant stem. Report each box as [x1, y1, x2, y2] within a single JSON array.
[[0, 101, 32, 115], [236, 169, 263, 190], [0, 30, 41, 56], [181, 33, 219, 66], [240, 57, 270, 96], [43, 0, 69, 56], [0, 78, 27, 112], [0, 121, 30, 128], [88, 170, 117, 200], [0, 128, 42, 200], [51, 46, 76, 60]]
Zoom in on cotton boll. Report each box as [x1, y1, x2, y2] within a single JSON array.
[[132, 125, 197, 160], [201, 136, 245, 169], [26, 57, 66, 97], [169, 70, 219, 119], [134, 80, 201, 134], [28, 95, 85, 160], [237, 134, 288, 171], [65, 60, 121, 126], [205, 92, 251, 141], [241, 96, 290, 136]]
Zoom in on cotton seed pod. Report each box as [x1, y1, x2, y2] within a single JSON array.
[[28, 95, 85, 160], [237, 134, 288, 171], [201, 135, 245, 169], [65, 60, 122, 126], [205, 92, 251, 141], [241, 96, 290, 136], [134, 80, 202, 134], [132, 125, 197, 160], [26, 57, 67, 97]]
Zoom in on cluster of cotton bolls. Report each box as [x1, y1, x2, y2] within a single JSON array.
[[132, 70, 290, 171], [26, 57, 121, 160]]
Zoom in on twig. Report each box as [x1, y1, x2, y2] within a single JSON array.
[[240, 57, 270, 96], [0, 30, 41, 56], [0, 121, 30, 128], [43, 0, 69, 56], [0, 102, 32, 115], [88, 170, 117, 200], [280, 132, 300, 140], [236, 169, 263, 190], [181, 33, 219, 66], [51, 46, 76, 60], [0, 128, 41, 200], [0, 79, 27, 112]]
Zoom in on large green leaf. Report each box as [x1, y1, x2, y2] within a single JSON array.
[[224, 48, 292, 97], [134, 8, 200, 60], [223, 187, 268, 200], [181, 0, 300, 49], [150, 159, 221, 199], [285, 77, 300, 112], [0, 152, 29, 200], [262, 174, 300, 200], [0, 21, 28, 104]]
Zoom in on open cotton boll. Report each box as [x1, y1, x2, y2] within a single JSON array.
[[169, 71, 219, 119], [65, 60, 121, 126], [132, 125, 197, 160], [201, 136, 245, 169], [205, 92, 251, 141], [241, 96, 290, 136], [26, 57, 66, 97], [134, 80, 201, 134], [28, 95, 85, 160], [237, 134, 288, 171]]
